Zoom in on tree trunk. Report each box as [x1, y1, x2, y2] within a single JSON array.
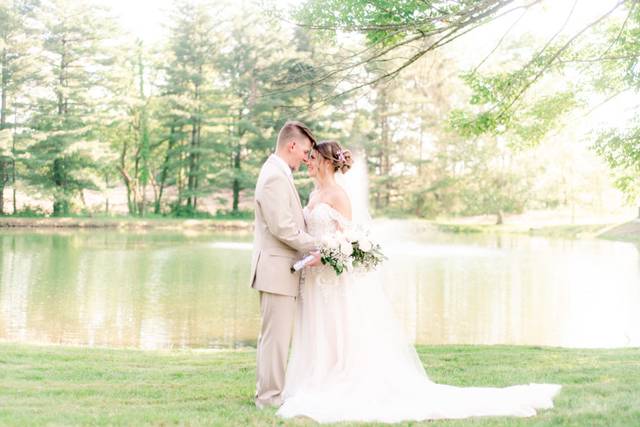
[[232, 110, 243, 214], [377, 85, 390, 209], [186, 78, 201, 211], [155, 128, 176, 214], [232, 145, 241, 214], [11, 179, 15, 213], [139, 180, 146, 216], [52, 39, 68, 217], [0, 179, 4, 215], [104, 173, 110, 214], [1, 48, 7, 129], [133, 144, 141, 216], [177, 150, 185, 206], [12, 110, 16, 214], [187, 121, 197, 209], [1, 48, 6, 215], [79, 189, 90, 216], [0, 160, 6, 215], [119, 137, 137, 215], [137, 51, 148, 217], [58, 39, 67, 115], [193, 120, 201, 211], [52, 158, 69, 216], [125, 184, 134, 214]]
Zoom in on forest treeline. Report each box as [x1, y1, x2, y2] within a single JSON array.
[[0, 0, 637, 220]]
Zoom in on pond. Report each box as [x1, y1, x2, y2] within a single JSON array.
[[1, 222, 638, 349]]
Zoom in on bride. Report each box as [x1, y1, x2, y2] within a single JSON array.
[[277, 140, 561, 423]]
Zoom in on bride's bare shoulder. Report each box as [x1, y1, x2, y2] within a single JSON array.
[[328, 186, 352, 221]]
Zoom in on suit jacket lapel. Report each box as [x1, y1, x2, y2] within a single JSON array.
[[267, 156, 303, 212], [289, 178, 303, 210]]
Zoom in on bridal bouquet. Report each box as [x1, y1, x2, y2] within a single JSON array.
[[319, 229, 386, 276], [316, 233, 353, 275], [344, 228, 386, 272]]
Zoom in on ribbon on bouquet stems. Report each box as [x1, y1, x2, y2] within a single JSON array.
[[290, 254, 316, 273]]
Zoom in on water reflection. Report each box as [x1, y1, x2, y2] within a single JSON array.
[[381, 228, 640, 348], [0, 226, 638, 350]]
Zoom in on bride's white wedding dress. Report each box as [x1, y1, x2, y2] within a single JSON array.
[[277, 202, 561, 424]]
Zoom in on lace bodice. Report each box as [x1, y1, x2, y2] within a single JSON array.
[[303, 202, 351, 238]]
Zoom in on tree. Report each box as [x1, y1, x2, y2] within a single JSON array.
[[589, 3, 640, 211], [103, 39, 157, 216], [25, 0, 117, 216], [0, 0, 39, 214], [213, 4, 336, 216], [594, 126, 640, 209], [452, 1, 640, 206], [159, 0, 220, 214]]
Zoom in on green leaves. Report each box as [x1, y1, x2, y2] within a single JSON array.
[[295, 0, 472, 46], [449, 109, 506, 138], [320, 254, 345, 275], [593, 124, 640, 202], [451, 72, 579, 148]]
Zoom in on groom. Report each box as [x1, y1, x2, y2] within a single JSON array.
[[250, 120, 320, 409]]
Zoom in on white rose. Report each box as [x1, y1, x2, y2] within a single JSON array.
[[339, 240, 353, 256], [345, 229, 362, 243], [358, 238, 372, 252], [322, 236, 339, 250]]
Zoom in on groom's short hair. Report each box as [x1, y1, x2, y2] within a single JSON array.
[[277, 120, 316, 148]]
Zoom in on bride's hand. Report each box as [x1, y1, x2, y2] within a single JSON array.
[[307, 251, 321, 267]]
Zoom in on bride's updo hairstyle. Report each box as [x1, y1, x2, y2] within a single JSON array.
[[315, 140, 353, 174]]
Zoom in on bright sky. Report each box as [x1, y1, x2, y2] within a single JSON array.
[[109, 0, 179, 42], [108, 0, 300, 42]]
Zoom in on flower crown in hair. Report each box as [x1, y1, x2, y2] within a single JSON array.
[[336, 150, 346, 163]]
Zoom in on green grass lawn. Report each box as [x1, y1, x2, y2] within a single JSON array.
[[1, 344, 638, 426]]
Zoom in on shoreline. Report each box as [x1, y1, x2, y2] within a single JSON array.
[[597, 219, 640, 242], [0, 215, 638, 243], [432, 219, 640, 243], [0, 216, 254, 231]]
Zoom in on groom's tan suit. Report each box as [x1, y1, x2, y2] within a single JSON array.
[[251, 154, 316, 408]]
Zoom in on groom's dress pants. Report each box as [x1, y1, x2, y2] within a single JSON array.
[[255, 291, 296, 408]]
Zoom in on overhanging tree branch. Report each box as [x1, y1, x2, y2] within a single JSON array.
[[266, 0, 548, 105], [495, 0, 626, 120]]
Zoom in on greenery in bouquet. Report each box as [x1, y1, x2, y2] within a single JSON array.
[[319, 233, 354, 275], [319, 228, 386, 276], [345, 228, 386, 272]]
